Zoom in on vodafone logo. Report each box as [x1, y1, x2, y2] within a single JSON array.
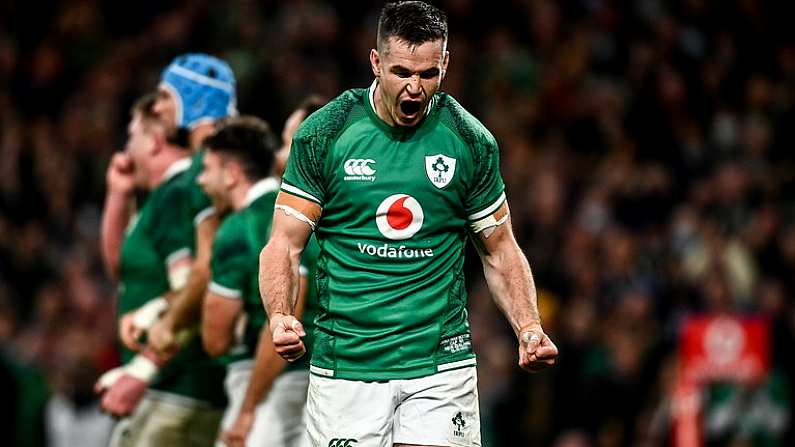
[[375, 194, 424, 240]]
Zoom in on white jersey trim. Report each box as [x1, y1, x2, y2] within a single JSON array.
[[437, 358, 477, 372], [244, 177, 281, 207], [208, 281, 242, 299], [309, 365, 334, 377], [308, 358, 477, 378], [165, 247, 192, 267], [281, 182, 322, 205], [467, 192, 506, 221], [194, 206, 217, 226]]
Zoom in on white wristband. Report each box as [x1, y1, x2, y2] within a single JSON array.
[[132, 297, 169, 330], [125, 354, 160, 383]]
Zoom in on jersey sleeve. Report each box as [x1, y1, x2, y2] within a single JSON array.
[[281, 136, 326, 206], [186, 152, 216, 226], [464, 136, 506, 223], [149, 187, 195, 268], [208, 222, 250, 300]]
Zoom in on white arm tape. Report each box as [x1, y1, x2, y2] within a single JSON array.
[[125, 354, 160, 383], [96, 367, 125, 389], [168, 264, 191, 291], [469, 212, 509, 234], [275, 204, 316, 230], [132, 296, 169, 330]]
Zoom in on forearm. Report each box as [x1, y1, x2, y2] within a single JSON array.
[[164, 264, 208, 328], [101, 191, 134, 279], [259, 238, 302, 317], [239, 327, 287, 414], [164, 216, 217, 329], [483, 245, 541, 335]]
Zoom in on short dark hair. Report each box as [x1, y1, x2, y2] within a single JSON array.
[[203, 116, 279, 181], [377, 1, 448, 50], [130, 92, 159, 127], [297, 95, 327, 118]]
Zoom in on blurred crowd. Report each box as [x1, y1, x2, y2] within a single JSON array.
[[1, 0, 794, 446]]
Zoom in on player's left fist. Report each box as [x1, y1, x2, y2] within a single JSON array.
[[518, 325, 557, 372], [95, 351, 161, 417]]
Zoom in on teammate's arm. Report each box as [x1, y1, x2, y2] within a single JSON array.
[[221, 275, 308, 447], [201, 290, 243, 357], [472, 203, 557, 372], [101, 153, 136, 279], [148, 213, 220, 354], [259, 192, 319, 361]]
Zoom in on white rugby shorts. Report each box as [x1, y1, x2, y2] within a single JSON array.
[[307, 366, 480, 447]]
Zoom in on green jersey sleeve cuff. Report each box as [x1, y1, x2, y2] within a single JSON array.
[[194, 206, 217, 226], [208, 281, 242, 299], [467, 191, 506, 221], [165, 247, 192, 267], [280, 182, 323, 205]]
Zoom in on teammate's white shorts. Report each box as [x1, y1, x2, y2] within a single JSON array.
[[216, 361, 310, 447], [307, 366, 481, 447], [108, 391, 222, 447]]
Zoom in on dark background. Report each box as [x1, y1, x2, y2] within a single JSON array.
[[1, 0, 794, 445]]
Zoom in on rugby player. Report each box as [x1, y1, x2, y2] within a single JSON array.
[[198, 117, 317, 447], [260, 2, 558, 446]]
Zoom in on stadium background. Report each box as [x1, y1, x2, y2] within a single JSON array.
[[1, 0, 794, 445]]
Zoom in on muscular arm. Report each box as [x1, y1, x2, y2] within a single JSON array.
[[201, 291, 243, 357], [164, 214, 218, 322], [236, 275, 307, 419], [101, 153, 136, 279], [259, 192, 318, 361], [148, 214, 219, 354], [473, 203, 557, 372]]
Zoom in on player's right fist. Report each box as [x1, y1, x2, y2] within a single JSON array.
[[106, 152, 135, 195], [269, 313, 306, 362], [118, 297, 169, 351]]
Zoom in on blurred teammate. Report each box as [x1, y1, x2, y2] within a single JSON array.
[[260, 2, 558, 446], [197, 117, 318, 447], [275, 95, 327, 175], [97, 94, 225, 446], [98, 54, 237, 444]]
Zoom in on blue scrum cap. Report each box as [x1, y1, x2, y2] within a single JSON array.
[[160, 53, 237, 129]]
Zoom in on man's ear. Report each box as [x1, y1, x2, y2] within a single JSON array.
[[370, 48, 381, 78], [150, 132, 165, 156], [441, 50, 450, 81], [223, 160, 241, 189]]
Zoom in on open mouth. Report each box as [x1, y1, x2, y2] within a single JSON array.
[[399, 100, 423, 117]]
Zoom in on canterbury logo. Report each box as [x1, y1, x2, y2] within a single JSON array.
[[328, 439, 358, 447], [343, 159, 376, 176]]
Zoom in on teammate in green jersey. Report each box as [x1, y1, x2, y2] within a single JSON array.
[[96, 94, 226, 446], [197, 117, 316, 447], [260, 2, 558, 446], [99, 55, 236, 423], [111, 54, 238, 358]]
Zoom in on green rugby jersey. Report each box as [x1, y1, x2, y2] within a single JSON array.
[[281, 82, 506, 380], [185, 150, 216, 225], [208, 178, 318, 370], [118, 158, 226, 407]]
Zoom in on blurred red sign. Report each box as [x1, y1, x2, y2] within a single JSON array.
[[679, 315, 770, 385]]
